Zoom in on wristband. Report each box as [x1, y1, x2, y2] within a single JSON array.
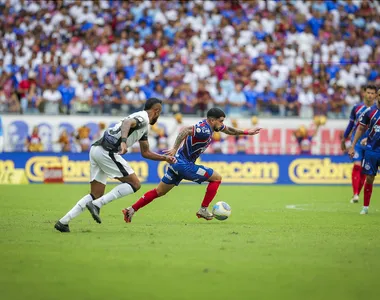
[[121, 138, 127, 143], [243, 129, 249, 135]]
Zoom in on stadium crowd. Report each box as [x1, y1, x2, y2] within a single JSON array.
[[0, 0, 379, 119]]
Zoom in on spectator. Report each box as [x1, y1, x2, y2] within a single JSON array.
[[345, 86, 361, 115], [313, 85, 329, 117], [180, 84, 198, 115], [286, 86, 300, 116], [211, 83, 228, 112], [196, 82, 212, 117], [41, 83, 62, 115], [58, 77, 75, 115], [228, 82, 247, 117], [126, 85, 146, 114], [0, 0, 377, 120], [328, 83, 346, 118], [298, 85, 315, 119], [73, 80, 93, 114]]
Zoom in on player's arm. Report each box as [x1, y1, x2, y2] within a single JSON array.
[[341, 106, 356, 150], [164, 126, 193, 156], [349, 110, 370, 158], [221, 126, 261, 136], [119, 117, 145, 155], [139, 138, 176, 163]]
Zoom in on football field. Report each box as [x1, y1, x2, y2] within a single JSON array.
[[1, 184, 379, 300]]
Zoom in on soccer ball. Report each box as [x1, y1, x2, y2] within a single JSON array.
[[212, 201, 231, 221]]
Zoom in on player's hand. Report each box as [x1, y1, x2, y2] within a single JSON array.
[[247, 128, 262, 135], [348, 146, 355, 159], [360, 138, 367, 146], [163, 148, 177, 156], [118, 142, 128, 155], [340, 139, 347, 152], [164, 155, 177, 164]]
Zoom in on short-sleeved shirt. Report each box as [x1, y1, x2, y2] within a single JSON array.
[[178, 119, 225, 163], [359, 105, 380, 153], [93, 110, 149, 152]]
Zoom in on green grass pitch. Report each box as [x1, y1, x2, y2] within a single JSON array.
[[1, 184, 380, 300]]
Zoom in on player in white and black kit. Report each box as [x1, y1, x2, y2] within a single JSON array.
[[55, 98, 176, 232]]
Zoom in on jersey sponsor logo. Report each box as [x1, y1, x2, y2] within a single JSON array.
[[196, 168, 206, 176]]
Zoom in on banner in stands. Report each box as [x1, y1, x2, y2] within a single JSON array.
[[1, 115, 349, 155], [1, 153, 378, 185]]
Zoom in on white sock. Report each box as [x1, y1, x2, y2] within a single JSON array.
[[59, 194, 93, 225], [92, 183, 135, 208]]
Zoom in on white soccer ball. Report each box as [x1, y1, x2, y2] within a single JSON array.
[[212, 201, 231, 221]]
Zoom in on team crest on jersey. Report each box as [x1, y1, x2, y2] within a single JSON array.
[[196, 128, 201, 133]]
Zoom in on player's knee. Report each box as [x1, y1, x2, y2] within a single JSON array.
[[156, 189, 165, 197], [130, 181, 141, 192], [91, 191, 104, 199], [212, 173, 222, 182], [366, 175, 375, 184]]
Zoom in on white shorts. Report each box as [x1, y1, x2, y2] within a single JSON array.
[[90, 145, 134, 185]]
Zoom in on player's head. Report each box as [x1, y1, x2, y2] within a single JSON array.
[[144, 97, 163, 125], [377, 86, 380, 106], [207, 108, 226, 132], [364, 84, 377, 105]]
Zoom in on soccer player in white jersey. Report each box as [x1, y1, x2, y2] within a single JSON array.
[[54, 98, 176, 232]]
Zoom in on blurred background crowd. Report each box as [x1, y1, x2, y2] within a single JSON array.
[[0, 0, 379, 120]]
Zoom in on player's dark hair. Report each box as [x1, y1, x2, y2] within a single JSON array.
[[365, 84, 377, 92], [207, 108, 226, 119], [144, 98, 162, 110]]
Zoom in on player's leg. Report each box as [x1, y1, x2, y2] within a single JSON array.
[[54, 148, 107, 232], [87, 173, 141, 223], [196, 170, 222, 220], [122, 164, 181, 223], [123, 181, 176, 223], [360, 151, 378, 214], [350, 162, 362, 203], [350, 145, 364, 203], [358, 150, 367, 195], [86, 150, 141, 223]]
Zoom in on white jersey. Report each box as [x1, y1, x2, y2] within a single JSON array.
[[93, 110, 149, 152]]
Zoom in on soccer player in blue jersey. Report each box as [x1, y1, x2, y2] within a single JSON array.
[[341, 85, 377, 203], [122, 108, 261, 222], [349, 86, 380, 215]]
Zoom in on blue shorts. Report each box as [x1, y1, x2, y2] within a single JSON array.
[[162, 160, 214, 186], [362, 150, 380, 176], [352, 144, 365, 162]]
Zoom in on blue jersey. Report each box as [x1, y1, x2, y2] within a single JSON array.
[[178, 120, 225, 163], [344, 103, 368, 144], [359, 104, 380, 153]]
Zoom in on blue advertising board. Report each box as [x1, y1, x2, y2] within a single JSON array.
[[1, 152, 378, 185]]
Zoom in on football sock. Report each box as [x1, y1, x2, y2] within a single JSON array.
[[59, 194, 94, 225], [92, 183, 135, 208], [351, 165, 362, 195], [201, 181, 221, 207], [358, 173, 366, 195], [363, 182, 373, 207], [132, 189, 159, 211]]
